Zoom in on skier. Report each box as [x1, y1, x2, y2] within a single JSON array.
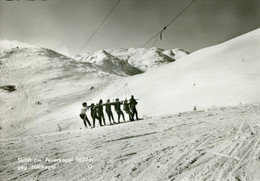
[[105, 99, 115, 125], [79, 102, 92, 128], [97, 99, 106, 126], [129, 95, 139, 120], [114, 98, 125, 123], [95, 103, 103, 127], [123, 99, 133, 121], [90, 103, 98, 128]]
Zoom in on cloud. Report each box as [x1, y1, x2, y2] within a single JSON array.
[[56, 46, 71, 57]]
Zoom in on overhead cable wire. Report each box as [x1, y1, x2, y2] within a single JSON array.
[[141, 0, 196, 48], [123, 0, 197, 98], [126, 84, 132, 98], [152, 36, 159, 47], [77, 0, 121, 55]]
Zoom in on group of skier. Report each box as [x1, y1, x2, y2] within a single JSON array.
[[79, 95, 140, 128]]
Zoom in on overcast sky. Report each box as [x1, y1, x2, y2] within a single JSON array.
[[0, 0, 260, 56]]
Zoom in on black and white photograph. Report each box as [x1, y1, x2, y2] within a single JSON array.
[[0, 0, 260, 180]]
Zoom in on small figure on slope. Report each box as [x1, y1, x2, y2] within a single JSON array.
[[79, 102, 92, 128], [105, 99, 116, 125], [114, 98, 125, 123], [129, 95, 139, 120], [97, 99, 106, 126], [90, 103, 99, 128], [123, 99, 133, 121]]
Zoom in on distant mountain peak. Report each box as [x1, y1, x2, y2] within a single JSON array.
[[76, 47, 189, 72]]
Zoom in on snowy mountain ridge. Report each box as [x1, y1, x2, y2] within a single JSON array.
[[76, 47, 188, 71], [76, 49, 143, 76]]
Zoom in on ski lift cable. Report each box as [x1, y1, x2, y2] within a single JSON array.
[[125, 84, 131, 98], [107, 81, 125, 99], [126, 84, 132, 97], [124, 85, 128, 99], [122, 86, 128, 99], [125, 85, 129, 98], [121, 85, 126, 98], [112, 89, 120, 99], [77, 0, 121, 55], [107, 86, 117, 98], [121, 76, 132, 96], [108, 77, 132, 100], [152, 36, 160, 47], [141, 0, 197, 48], [113, 82, 127, 99], [116, 79, 131, 99], [112, 85, 122, 98], [121, 0, 197, 100], [119, 78, 131, 99], [128, 85, 132, 96], [123, 83, 130, 99], [91, 0, 196, 100]]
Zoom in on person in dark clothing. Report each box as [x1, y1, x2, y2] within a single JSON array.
[[95, 103, 103, 127], [123, 99, 133, 121], [114, 98, 125, 123], [97, 99, 106, 126], [105, 99, 115, 125], [79, 102, 92, 128], [129, 95, 139, 120], [90, 103, 98, 128], [90, 103, 95, 120]]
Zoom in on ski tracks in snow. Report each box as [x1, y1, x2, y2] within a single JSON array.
[[0, 104, 260, 180]]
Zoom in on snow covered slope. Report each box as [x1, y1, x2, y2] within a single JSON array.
[[0, 44, 117, 138], [106, 28, 260, 116], [1, 104, 259, 180], [76, 47, 188, 72], [1, 29, 259, 138], [0, 29, 259, 181], [1, 42, 187, 138]]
